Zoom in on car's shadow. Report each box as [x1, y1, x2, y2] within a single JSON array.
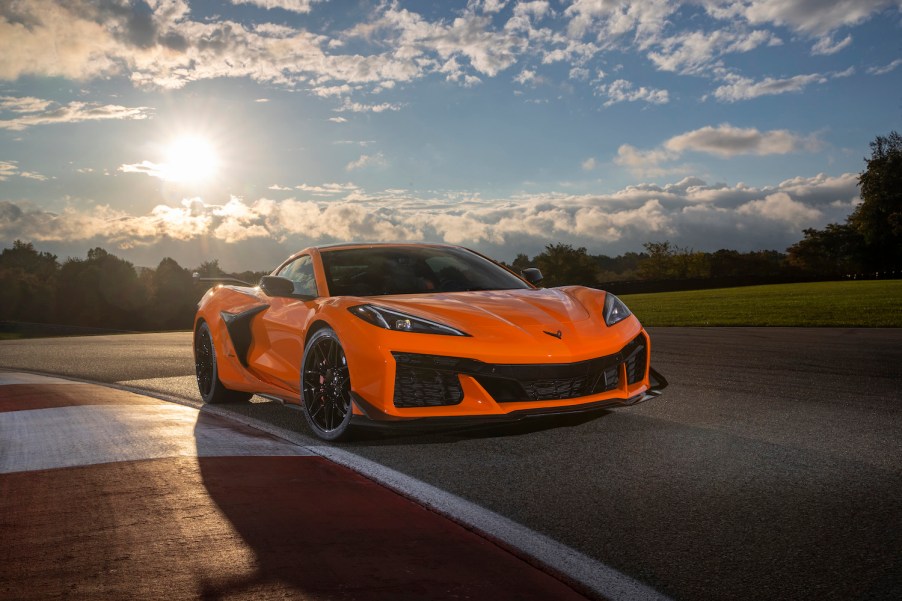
[[338, 409, 612, 447], [191, 409, 594, 600]]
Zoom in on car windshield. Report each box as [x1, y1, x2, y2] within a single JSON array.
[[321, 246, 531, 297]]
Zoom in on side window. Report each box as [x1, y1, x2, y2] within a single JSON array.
[[277, 255, 318, 297]]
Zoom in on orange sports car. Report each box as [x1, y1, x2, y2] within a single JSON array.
[[193, 243, 666, 440]]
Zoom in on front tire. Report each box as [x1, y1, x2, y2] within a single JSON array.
[[194, 321, 252, 404], [301, 327, 354, 441]]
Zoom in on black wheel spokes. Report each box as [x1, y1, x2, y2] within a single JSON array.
[[303, 336, 350, 433]]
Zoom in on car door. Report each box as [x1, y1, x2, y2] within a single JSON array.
[[248, 254, 319, 393]]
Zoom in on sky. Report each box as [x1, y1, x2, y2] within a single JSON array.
[[1, 0, 901, 271]]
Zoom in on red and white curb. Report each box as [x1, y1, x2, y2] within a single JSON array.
[[1, 370, 671, 601]]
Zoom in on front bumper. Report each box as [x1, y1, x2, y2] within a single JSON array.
[[349, 366, 668, 430]]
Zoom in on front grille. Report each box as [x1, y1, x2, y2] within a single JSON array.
[[477, 363, 620, 402], [391, 334, 648, 407], [625, 340, 647, 384], [393, 365, 463, 408]]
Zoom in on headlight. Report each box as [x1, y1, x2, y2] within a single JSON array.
[[603, 293, 632, 326], [349, 304, 470, 336]]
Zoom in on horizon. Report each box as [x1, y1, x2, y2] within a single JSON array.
[[2, 1, 901, 271]]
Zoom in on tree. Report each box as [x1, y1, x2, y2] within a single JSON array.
[[786, 224, 866, 276], [533, 243, 599, 286], [0, 241, 59, 322], [149, 257, 196, 330], [638, 241, 709, 279], [853, 131, 902, 270], [56, 248, 146, 329]]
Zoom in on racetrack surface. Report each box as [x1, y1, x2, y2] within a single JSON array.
[[1, 327, 900, 600]]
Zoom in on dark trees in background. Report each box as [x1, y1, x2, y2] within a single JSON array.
[[149, 257, 196, 330], [56, 248, 146, 330], [0, 242, 266, 332], [533, 243, 600, 287], [0, 241, 59, 323], [786, 224, 866, 276], [854, 131, 902, 270], [788, 131, 901, 275]]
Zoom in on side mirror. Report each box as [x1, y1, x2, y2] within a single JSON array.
[[521, 267, 543, 285], [259, 275, 295, 297]]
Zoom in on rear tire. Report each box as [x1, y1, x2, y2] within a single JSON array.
[[194, 321, 252, 404], [301, 327, 354, 441]]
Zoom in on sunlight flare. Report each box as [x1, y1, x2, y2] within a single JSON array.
[[161, 135, 219, 183]]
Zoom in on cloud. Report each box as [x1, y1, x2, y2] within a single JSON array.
[[0, 172, 860, 262], [614, 124, 819, 176], [581, 157, 598, 171], [0, 161, 18, 181], [565, 0, 677, 43], [335, 98, 403, 113], [711, 72, 829, 101], [345, 152, 387, 171], [868, 59, 902, 75], [230, 0, 323, 13], [614, 145, 681, 178], [711, 0, 899, 36], [598, 79, 669, 106], [737, 192, 822, 226], [118, 161, 166, 179], [664, 124, 818, 157], [648, 28, 779, 75], [294, 182, 363, 196], [0, 161, 49, 182], [0, 97, 153, 130], [811, 33, 852, 56]]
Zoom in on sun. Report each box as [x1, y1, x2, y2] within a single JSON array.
[[161, 135, 219, 184]]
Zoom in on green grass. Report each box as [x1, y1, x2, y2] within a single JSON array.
[[621, 280, 902, 327]]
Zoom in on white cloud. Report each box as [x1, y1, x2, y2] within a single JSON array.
[[0, 161, 49, 182], [648, 28, 779, 75], [737, 192, 822, 226], [614, 145, 681, 178], [712, 72, 828, 101], [19, 171, 49, 181], [0, 96, 55, 113], [708, 0, 900, 36], [581, 157, 598, 171], [598, 79, 669, 106], [0, 161, 18, 181], [0, 172, 859, 260], [230, 0, 323, 13], [0, 98, 153, 130], [613, 125, 820, 177], [345, 152, 387, 171], [868, 59, 902, 75], [118, 161, 166, 179], [664, 124, 817, 157], [335, 98, 403, 113], [565, 0, 677, 43], [811, 34, 852, 56]]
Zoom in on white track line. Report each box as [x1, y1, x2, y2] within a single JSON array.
[[311, 445, 673, 601]]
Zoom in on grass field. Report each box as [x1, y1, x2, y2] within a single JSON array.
[[621, 280, 902, 327]]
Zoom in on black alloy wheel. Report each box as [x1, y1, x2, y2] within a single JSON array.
[[301, 327, 354, 440]]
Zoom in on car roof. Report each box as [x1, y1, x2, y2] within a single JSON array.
[[312, 242, 457, 252]]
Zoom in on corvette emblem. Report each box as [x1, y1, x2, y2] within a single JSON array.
[[543, 330, 563, 339]]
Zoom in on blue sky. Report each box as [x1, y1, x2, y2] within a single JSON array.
[[1, 0, 901, 271]]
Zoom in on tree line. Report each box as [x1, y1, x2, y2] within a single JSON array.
[[1, 131, 897, 332], [0, 244, 267, 332]]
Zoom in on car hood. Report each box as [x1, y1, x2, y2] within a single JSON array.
[[371, 287, 599, 332]]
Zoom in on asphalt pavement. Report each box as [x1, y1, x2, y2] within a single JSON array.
[[1, 327, 900, 600]]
